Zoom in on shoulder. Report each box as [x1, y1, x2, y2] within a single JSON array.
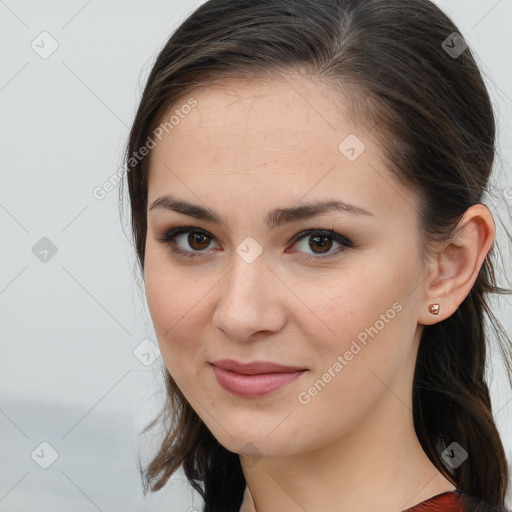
[[405, 490, 511, 512], [459, 491, 511, 512]]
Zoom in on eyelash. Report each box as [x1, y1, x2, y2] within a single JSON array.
[[156, 225, 353, 261]]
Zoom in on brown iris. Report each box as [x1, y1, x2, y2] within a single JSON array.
[[188, 232, 211, 251], [308, 234, 332, 254]]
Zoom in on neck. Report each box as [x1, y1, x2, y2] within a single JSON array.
[[239, 343, 455, 512]]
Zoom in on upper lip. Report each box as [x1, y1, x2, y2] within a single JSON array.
[[210, 359, 307, 375]]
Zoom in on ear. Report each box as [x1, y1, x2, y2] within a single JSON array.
[[418, 204, 495, 326]]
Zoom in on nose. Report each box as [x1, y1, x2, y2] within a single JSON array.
[[212, 252, 286, 342]]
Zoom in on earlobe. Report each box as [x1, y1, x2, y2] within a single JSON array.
[[417, 243, 466, 325], [417, 204, 495, 326]]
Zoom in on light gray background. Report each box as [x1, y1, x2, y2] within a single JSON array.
[[1, 1, 511, 511]]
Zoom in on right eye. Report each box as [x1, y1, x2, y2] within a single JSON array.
[[157, 226, 221, 258]]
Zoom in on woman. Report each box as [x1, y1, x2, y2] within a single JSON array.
[[121, 0, 512, 510]]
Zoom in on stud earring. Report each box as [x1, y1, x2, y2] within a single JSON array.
[[428, 303, 440, 315]]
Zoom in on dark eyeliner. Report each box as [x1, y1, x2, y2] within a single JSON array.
[[156, 226, 353, 260], [286, 228, 353, 260], [156, 225, 213, 259]]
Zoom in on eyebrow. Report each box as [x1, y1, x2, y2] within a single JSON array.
[[149, 195, 374, 229]]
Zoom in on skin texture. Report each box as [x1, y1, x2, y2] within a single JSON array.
[[143, 76, 495, 512]]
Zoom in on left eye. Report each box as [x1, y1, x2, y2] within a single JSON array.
[[157, 226, 353, 260], [288, 229, 352, 258]]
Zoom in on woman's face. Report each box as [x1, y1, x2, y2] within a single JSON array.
[[144, 77, 428, 460]]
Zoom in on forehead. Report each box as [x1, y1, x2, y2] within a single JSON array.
[[155, 77, 357, 158], [147, 77, 419, 224]]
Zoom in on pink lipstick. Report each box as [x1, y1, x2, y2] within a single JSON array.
[[210, 359, 307, 397]]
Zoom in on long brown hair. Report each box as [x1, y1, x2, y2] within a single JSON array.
[[120, 1, 512, 510]]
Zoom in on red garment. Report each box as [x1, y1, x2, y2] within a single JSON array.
[[403, 490, 511, 512]]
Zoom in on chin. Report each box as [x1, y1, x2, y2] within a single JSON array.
[[207, 423, 306, 460]]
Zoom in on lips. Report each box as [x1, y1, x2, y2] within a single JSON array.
[[209, 359, 308, 397], [209, 359, 307, 375]]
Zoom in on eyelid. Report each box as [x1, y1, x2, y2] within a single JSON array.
[[288, 228, 352, 247], [156, 225, 353, 260], [157, 226, 220, 246]]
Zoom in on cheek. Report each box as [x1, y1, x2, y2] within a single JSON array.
[[143, 246, 205, 367], [298, 256, 415, 385], [304, 264, 403, 339], [291, 281, 411, 441]]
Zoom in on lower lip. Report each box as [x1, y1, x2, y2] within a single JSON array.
[[211, 365, 307, 397]]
